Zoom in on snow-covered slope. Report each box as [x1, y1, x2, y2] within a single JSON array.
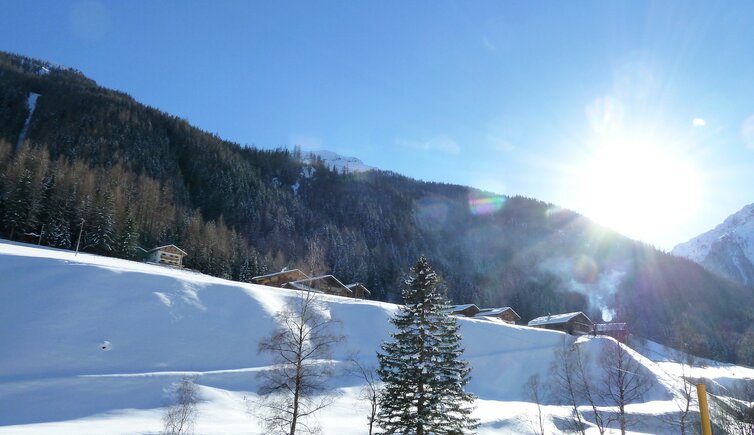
[[305, 150, 375, 173], [672, 203, 754, 285], [0, 240, 749, 434]]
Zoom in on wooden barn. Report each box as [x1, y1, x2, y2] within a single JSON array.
[[594, 322, 628, 343], [448, 304, 481, 317], [346, 283, 372, 299], [251, 269, 310, 287], [476, 307, 521, 324], [146, 244, 187, 268], [528, 312, 594, 335], [282, 275, 353, 297]]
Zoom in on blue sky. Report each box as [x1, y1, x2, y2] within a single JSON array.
[[3, 0, 754, 249]]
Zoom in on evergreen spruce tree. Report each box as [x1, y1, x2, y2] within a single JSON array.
[[377, 256, 478, 435], [46, 201, 71, 249], [114, 214, 138, 259]]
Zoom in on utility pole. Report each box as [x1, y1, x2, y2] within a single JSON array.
[[75, 218, 85, 256], [37, 224, 44, 245], [697, 383, 713, 435]]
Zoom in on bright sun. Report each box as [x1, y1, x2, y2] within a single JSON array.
[[575, 135, 701, 243]]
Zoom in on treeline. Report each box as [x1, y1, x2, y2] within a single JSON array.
[[0, 140, 266, 280]]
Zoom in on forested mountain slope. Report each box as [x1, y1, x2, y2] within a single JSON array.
[[1, 51, 753, 364]]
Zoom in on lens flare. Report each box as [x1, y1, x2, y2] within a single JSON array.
[[586, 96, 625, 134], [468, 194, 506, 215], [573, 255, 599, 284]]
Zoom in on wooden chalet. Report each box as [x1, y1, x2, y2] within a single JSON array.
[[448, 304, 481, 317], [594, 322, 628, 343], [251, 269, 310, 287], [346, 283, 371, 299], [146, 244, 187, 268], [528, 312, 594, 335], [282, 275, 353, 297], [476, 307, 521, 324]]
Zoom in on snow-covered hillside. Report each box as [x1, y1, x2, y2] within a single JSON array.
[[305, 150, 375, 173], [0, 240, 751, 434], [672, 203, 754, 285]]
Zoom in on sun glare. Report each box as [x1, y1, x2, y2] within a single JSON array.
[[575, 135, 701, 243]]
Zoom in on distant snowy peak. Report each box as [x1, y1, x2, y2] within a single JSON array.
[[304, 150, 375, 173], [672, 203, 754, 285]]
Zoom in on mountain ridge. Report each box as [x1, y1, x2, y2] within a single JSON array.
[[673, 203, 754, 286]]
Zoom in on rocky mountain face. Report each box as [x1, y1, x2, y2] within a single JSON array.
[[673, 204, 754, 286]]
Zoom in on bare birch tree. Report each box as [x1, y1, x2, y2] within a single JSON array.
[[524, 374, 547, 435], [549, 336, 586, 435], [348, 355, 380, 435], [255, 291, 343, 435], [599, 339, 654, 435], [163, 376, 199, 435], [573, 344, 607, 435]]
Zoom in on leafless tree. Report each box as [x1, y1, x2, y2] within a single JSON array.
[[162, 376, 199, 435], [549, 336, 586, 435], [599, 339, 654, 435], [255, 291, 344, 435], [572, 344, 607, 435], [347, 354, 380, 435], [712, 378, 754, 435], [665, 351, 701, 435], [523, 374, 547, 435]]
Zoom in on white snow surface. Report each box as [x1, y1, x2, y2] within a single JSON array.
[[14, 92, 40, 150], [672, 203, 754, 264], [0, 240, 751, 434]]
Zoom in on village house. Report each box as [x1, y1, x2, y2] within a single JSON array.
[[346, 283, 371, 299], [475, 307, 521, 324], [594, 322, 628, 343], [528, 311, 594, 335], [251, 270, 374, 300], [146, 244, 187, 268], [251, 269, 310, 287], [448, 304, 482, 317], [282, 275, 353, 297]]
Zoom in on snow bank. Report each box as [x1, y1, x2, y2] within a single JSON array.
[[0, 240, 745, 433]]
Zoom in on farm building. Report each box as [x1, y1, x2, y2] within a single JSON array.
[[346, 283, 371, 299], [146, 245, 187, 268], [594, 322, 628, 342], [251, 269, 310, 287], [448, 304, 481, 317], [528, 312, 594, 335], [282, 275, 353, 297], [476, 307, 521, 324]]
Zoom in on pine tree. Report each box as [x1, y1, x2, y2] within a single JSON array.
[[83, 188, 115, 254], [45, 199, 71, 249], [377, 256, 478, 435]]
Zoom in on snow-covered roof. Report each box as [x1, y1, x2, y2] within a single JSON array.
[[289, 275, 353, 295], [345, 283, 371, 294], [148, 244, 187, 255], [528, 311, 591, 327], [251, 269, 309, 281], [476, 307, 520, 319], [449, 304, 479, 312]]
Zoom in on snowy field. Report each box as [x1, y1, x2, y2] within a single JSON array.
[[0, 240, 750, 434]]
